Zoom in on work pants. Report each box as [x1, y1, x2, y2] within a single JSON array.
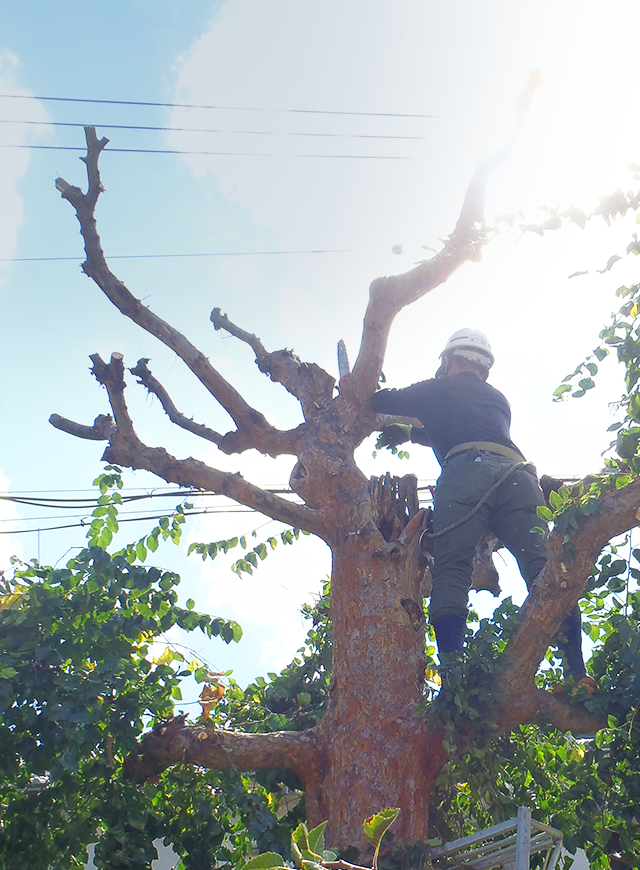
[[429, 450, 585, 675]]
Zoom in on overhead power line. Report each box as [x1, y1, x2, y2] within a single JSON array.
[[0, 508, 257, 536], [0, 489, 293, 509], [0, 92, 438, 120], [0, 249, 355, 264], [0, 144, 413, 160], [0, 484, 440, 537], [0, 118, 429, 142]]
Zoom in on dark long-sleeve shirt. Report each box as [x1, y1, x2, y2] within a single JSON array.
[[371, 371, 522, 466]]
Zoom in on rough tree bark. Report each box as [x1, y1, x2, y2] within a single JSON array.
[[49, 124, 638, 852]]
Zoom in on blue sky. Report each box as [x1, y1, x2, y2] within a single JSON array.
[[2, 1, 640, 689]]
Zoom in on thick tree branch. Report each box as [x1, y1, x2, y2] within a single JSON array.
[[84, 353, 327, 537], [502, 476, 640, 691], [129, 358, 224, 446], [346, 164, 497, 400], [55, 127, 296, 458], [348, 73, 543, 400], [496, 683, 606, 735], [211, 307, 335, 418], [123, 716, 321, 784]]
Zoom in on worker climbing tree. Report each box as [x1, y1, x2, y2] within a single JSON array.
[[372, 329, 596, 691]]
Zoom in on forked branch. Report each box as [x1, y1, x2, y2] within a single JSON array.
[[68, 353, 327, 536], [55, 127, 298, 458]]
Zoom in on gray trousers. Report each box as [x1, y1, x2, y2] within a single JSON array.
[[430, 451, 547, 623]]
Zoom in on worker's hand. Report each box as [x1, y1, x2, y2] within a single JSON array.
[[409, 426, 430, 447], [376, 424, 412, 450]]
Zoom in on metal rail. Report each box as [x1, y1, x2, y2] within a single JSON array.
[[430, 807, 563, 870]]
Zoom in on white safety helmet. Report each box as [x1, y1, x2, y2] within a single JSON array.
[[440, 328, 494, 369]]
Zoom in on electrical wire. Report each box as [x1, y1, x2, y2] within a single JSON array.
[[0, 92, 438, 119], [0, 488, 294, 507], [0, 118, 430, 142], [0, 508, 257, 536], [0, 249, 356, 264], [0, 143, 413, 160]]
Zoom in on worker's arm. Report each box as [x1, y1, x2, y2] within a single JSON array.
[[372, 384, 432, 450]]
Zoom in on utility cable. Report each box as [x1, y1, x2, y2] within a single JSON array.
[[0, 118, 430, 142], [0, 92, 438, 119], [0, 143, 413, 160], [0, 249, 356, 264], [0, 507, 257, 536], [0, 488, 296, 508]]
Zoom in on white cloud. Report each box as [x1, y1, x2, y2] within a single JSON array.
[[0, 50, 50, 265]]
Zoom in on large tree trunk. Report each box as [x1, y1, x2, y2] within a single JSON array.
[[313, 475, 439, 847]]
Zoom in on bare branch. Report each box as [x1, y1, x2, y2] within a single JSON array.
[[49, 413, 116, 441], [81, 353, 327, 537], [502, 476, 640, 689], [130, 358, 224, 446], [123, 716, 320, 784], [55, 127, 295, 457], [80, 125, 109, 208], [210, 307, 268, 359], [348, 227, 490, 402], [348, 73, 543, 400], [211, 307, 335, 418]]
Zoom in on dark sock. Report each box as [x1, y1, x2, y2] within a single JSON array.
[[433, 614, 466, 656], [556, 607, 586, 679]]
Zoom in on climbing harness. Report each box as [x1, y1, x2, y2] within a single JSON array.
[[419, 459, 533, 551]]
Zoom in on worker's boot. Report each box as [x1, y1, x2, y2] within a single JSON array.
[[430, 615, 466, 706]]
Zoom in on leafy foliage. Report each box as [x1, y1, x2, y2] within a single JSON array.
[[188, 526, 310, 577], [427, 547, 640, 870], [0, 469, 298, 869], [242, 810, 400, 870]]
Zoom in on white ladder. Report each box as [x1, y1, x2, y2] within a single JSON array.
[[429, 807, 563, 870]]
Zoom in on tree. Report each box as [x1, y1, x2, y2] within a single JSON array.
[[5, 123, 640, 868]]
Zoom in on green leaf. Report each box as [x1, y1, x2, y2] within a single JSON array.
[[255, 543, 268, 561], [242, 853, 287, 870], [363, 807, 400, 850], [186, 598, 195, 611], [297, 692, 312, 707], [306, 821, 327, 856], [536, 505, 553, 521], [291, 824, 310, 868], [549, 490, 563, 510], [136, 541, 147, 562], [598, 254, 622, 273], [553, 383, 572, 399], [229, 620, 243, 642]]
